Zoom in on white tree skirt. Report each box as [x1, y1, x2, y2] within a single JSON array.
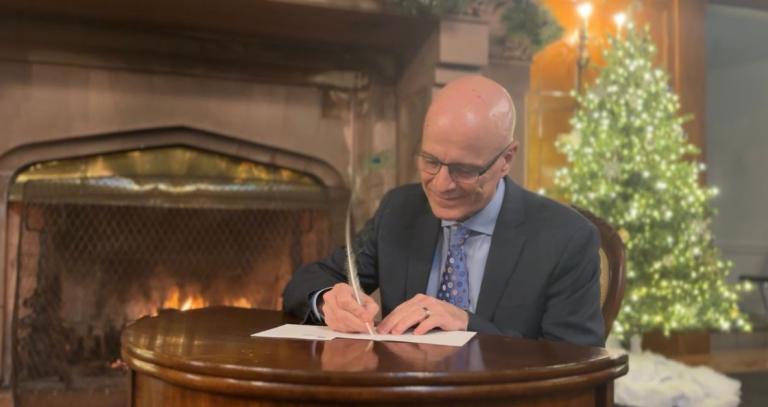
[[607, 336, 741, 407]]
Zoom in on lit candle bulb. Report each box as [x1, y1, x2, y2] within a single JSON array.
[[577, 2, 593, 25], [575, 2, 592, 93], [614, 12, 627, 36]]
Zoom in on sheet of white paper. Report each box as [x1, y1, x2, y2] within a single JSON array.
[[251, 324, 336, 341], [251, 324, 476, 347]]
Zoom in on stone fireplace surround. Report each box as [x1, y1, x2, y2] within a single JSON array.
[[0, 128, 348, 396], [3, 128, 349, 407]]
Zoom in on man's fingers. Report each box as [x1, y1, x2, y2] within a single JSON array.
[[322, 302, 338, 328], [338, 308, 370, 332], [322, 287, 340, 312], [413, 316, 439, 335], [390, 309, 426, 335], [325, 283, 371, 319], [325, 306, 369, 333], [378, 304, 428, 335], [363, 297, 380, 322], [337, 295, 368, 318], [376, 311, 400, 334], [377, 295, 423, 333], [322, 284, 375, 333], [378, 294, 468, 335], [331, 284, 373, 318], [321, 291, 337, 320], [377, 302, 410, 333]]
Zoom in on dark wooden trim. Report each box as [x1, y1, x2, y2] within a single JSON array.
[[122, 341, 625, 387], [678, 0, 708, 170], [0, 0, 437, 56], [125, 356, 628, 402], [0, 15, 401, 87]]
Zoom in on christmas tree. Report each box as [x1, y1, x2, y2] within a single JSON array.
[[554, 26, 752, 340]]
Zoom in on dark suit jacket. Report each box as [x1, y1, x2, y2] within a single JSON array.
[[282, 178, 605, 347]]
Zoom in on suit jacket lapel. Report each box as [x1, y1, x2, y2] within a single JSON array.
[[404, 207, 440, 301], [475, 178, 527, 320]]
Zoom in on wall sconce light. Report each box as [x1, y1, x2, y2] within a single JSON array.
[[614, 12, 627, 37], [575, 2, 593, 93]]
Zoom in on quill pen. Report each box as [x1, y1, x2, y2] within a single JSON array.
[[344, 193, 375, 336], [345, 72, 375, 336]]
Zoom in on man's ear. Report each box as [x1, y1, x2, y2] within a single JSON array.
[[500, 140, 519, 173]]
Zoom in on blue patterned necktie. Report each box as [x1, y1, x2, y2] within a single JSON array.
[[437, 224, 471, 310]]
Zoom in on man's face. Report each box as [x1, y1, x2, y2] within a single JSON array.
[[419, 126, 516, 221]]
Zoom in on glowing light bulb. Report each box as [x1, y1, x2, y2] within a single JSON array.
[[577, 2, 594, 21], [614, 12, 627, 32]]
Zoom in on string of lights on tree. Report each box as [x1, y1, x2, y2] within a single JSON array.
[[553, 19, 752, 339]]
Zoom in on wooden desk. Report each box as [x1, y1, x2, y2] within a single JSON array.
[[122, 307, 627, 406]]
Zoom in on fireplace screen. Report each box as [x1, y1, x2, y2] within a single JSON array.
[[9, 147, 339, 406]]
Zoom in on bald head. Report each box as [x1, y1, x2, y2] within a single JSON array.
[[423, 75, 516, 147], [418, 75, 518, 221]]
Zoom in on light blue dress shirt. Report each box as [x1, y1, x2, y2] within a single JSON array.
[[425, 180, 505, 313]]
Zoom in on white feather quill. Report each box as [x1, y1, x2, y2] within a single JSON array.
[[345, 182, 375, 336], [345, 73, 375, 336]]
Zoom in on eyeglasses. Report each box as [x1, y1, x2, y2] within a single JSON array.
[[417, 142, 513, 184]]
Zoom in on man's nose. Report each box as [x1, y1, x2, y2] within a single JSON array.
[[432, 165, 457, 191]]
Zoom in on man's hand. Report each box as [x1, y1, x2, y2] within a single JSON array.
[[321, 283, 379, 333], [376, 294, 468, 335]]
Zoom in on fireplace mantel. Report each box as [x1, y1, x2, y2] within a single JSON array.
[[0, 0, 436, 60]]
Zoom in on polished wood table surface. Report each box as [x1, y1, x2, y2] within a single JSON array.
[[122, 307, 628, 406]]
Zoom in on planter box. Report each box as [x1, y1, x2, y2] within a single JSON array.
[[642, 330, 711, 357]]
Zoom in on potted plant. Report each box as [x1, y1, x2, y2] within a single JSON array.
[[386, 0, 562, 61]]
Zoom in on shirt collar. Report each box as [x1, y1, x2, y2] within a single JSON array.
[[441, 179, 505, 236]]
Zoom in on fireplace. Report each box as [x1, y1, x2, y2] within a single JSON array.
[[6, 143, 345, 406]]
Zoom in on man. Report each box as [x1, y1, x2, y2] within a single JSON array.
[[283, 75, 604, 347]]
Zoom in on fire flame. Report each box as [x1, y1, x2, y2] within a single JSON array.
[[160, 287, 252, 311]]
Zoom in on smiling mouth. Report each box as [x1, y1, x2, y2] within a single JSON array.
[[431, 193, 463, 203]]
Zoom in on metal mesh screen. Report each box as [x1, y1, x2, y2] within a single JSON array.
[[12, 193, 331, 404]]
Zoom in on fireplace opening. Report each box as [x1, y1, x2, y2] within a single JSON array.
[[8, 146, 339, 406]]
